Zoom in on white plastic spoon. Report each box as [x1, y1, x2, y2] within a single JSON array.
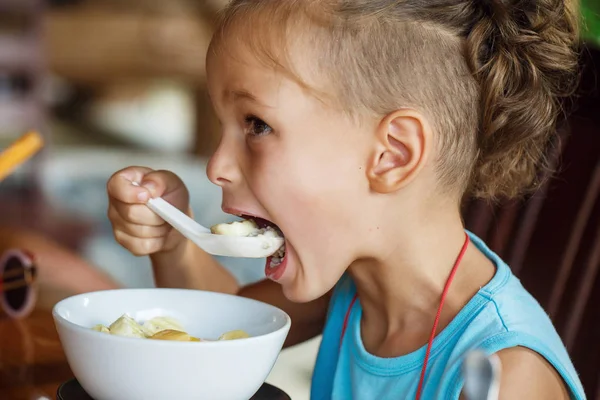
[[132, 182, 284, 258]]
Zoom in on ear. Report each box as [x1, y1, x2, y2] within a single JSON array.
[[366, 109, 431, 194]]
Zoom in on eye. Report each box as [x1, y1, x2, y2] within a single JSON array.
[[244, 115, 273, 137]]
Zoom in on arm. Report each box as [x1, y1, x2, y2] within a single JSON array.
[[460, 347, 570, 400], [0, 228, 120, 305], [495, 347, 570, 400], [151, 238, 331, 348]]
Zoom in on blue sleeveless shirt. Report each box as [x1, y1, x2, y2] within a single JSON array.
[[310, 233, 585, 399]]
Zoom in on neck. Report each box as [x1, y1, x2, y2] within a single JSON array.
[[348, 201, 494, 352]]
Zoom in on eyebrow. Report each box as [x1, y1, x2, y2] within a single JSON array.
[[231, 89, 256, 102], [227, 89, 273, 108]]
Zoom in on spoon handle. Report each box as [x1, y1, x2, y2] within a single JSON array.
[[146, 197, 212, 235], [130, 181, 211, 234]]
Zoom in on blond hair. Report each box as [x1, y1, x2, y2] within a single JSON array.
[[212, 0, 579, 199]]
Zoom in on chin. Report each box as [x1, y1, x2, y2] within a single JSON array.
[[281, 283, 315, 303], [281, 279, 325, 303], [281, 274, 337, 304]]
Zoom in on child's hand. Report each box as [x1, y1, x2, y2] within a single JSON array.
[[107, 167, 191, 256]]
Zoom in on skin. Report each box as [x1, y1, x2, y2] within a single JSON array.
[[106, 32, 569, 399], [0, 228, 119, 306]]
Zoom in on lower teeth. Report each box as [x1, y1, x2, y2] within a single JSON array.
[[270, 257, 282, 267], [275, 244, 286, 259]]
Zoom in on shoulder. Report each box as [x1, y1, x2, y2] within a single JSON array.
[[495, 347, 570, 400]]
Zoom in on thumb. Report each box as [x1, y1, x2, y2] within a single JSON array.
[[141, 170, 189, 212]]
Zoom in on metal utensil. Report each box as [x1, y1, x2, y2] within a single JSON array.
[[463, 350, 502, 400]]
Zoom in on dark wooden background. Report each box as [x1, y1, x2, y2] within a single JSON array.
[[463, 44, 600, 398]]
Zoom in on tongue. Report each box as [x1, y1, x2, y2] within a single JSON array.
[[265, 256, 284, 279]]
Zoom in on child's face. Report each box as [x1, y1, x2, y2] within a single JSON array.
[[206, 42, 379, 301]]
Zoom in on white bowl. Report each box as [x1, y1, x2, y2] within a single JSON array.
[[52, 288, 291, 400]]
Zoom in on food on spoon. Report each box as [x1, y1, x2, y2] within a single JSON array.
[[150, 329, 201, 342], [211, 219, 286, 257], [92, 324, 110, 334], [142, 316, 185, 336], [210, 219, 260, 236], [109, 314, 147, 338], [210, 219, 282, 239], [218, 330, 250, 341]]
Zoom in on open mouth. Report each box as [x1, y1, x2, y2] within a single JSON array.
[[241, 215, 287, 281], [240, 215, 286, 257], [214, 212, 288, 280]]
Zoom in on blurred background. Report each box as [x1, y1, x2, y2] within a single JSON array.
[[0, 0, 260, 289], [0, 0, 599, 398], [0, 1, 317, 397]]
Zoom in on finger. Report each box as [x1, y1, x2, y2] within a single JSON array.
[[116, 166, 154, 184], [109, 208, 172, 238], [107, 167, 155, 204], [141, 170, 187, 203], [113, 229, 167, 256], [109, 201, 166, 227]]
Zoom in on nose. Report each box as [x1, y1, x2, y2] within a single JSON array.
[[207, 136, 242, 188]]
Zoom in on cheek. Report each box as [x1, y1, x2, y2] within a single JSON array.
[[250, 155, 324, 220], [254, 154, 359, 248], [248, 134, 367, 247]]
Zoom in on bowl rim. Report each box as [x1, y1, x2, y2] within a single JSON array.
[[52, 287, 291, 347]]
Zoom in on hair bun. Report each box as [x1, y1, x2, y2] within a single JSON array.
[[466, 0, 579, 199]]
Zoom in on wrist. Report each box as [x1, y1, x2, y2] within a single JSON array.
[[151, 235, 189, 267]]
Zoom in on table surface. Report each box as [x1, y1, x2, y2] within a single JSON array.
[[0, 308, 73, 400]]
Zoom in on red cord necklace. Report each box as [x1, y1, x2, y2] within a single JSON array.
[[339, 233, 470, 400]]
